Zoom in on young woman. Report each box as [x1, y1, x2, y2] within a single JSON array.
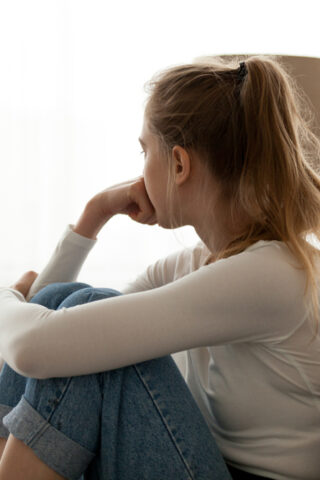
[[0, 55, 319, 480]]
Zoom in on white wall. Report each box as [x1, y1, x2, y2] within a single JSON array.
[[0, 0, 319, 290]]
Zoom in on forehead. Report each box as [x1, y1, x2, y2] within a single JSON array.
[[140, 115, 149, 137], [139, 116, 153, 145]]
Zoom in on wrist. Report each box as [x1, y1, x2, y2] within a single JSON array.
[[73, 200, 112, 239]]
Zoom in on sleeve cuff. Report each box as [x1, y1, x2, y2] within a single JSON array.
[[0, 288, 26, 303], [63, 224, 97, 250]]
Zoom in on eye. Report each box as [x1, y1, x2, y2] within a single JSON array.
[[140, 150, 146, 156]]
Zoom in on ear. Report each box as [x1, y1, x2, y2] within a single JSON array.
[[172, 146, 191, 186]]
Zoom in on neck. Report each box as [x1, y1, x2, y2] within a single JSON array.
[[176, 163, 248, 257], [194, 222, 233, 261], [191, 199, 247, 261]]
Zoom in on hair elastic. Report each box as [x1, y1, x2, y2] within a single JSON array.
[[238, 61, 248, 81]]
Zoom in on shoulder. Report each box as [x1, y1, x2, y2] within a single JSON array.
[[124, 241, 210, 293], [152, 240, 211, 284], [210, 239, 308, 291], [205, 240, 310, 321]]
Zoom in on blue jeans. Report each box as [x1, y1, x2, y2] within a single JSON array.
[[0, 282, 232, 480]]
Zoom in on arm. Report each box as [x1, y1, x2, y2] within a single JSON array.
[[0, 175, 158, 376], [0, 244, 306, 380], [27, 176, 156, 300], [26, 227, 97, 301]]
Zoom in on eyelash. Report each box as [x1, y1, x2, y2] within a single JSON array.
[[140, 150, 146, 156]]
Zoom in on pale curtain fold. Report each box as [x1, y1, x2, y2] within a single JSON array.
[[0, 1, 319, 290]]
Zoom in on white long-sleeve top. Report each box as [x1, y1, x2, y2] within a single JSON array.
[[1, 225, 320, 480]]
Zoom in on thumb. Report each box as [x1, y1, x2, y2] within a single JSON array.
[[11, 271, 38, 297]]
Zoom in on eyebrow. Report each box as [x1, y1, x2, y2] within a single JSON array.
[[138, 137, 146, 147]]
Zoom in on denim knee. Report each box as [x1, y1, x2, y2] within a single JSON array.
[[59, 287, 122, 308], [30, 282, 93, 309], [30, 283, 122, 310]]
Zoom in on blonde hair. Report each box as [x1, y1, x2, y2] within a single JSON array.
[[144, 54, 320, 336]]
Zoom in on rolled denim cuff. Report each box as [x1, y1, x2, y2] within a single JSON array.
[[0, 404, 13, 438], [3, 396, 95, 480]]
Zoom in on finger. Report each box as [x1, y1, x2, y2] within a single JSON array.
[[131, 201, 155, 223], [23, 271, 38, 281], [11, 271, 38, 297], [130, 210, 157, 225], [131, 183, 155, 223], [144, 211, 158, 225], [18, 271, 38, 285]]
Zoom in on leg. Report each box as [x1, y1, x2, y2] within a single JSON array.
[[0, 440, 5, 459], [0, 283, 94, 441], [0, 283, 93, 448], [1, 285, 232, 480], [0, 281, 118, 477], [0, 434, 65, 480], [0, 282, 118, 466]]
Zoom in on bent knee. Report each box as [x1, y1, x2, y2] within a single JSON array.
[[60, 286, 122, 307]]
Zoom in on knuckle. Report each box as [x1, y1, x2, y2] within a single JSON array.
[[27, 270, 37, 277]]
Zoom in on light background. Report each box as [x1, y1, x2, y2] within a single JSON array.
[[0, 0, 319, 289]]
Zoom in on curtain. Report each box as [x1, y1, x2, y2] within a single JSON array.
[[0, 0, 319, 290]]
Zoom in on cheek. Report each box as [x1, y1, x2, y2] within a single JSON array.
[[143, 155, 157, 186], [142, 162, 151, 192], [143, 154, 170, 207], [143, 166, 157, 208]]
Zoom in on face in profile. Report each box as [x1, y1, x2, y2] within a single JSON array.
[[139, 117, 175, 229]]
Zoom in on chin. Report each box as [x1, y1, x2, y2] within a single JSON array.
[[158, 222, 174, 230], [157, 215, 183, 230], [156, 219, 170, 229]]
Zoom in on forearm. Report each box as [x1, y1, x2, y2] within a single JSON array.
[[25, 198, 112, 299], [73, 177, 156, 241], [0, 280, 192, 380], [73, 198, 113, 240], [26, 226, 96, 301], [27, 177, 155, 300], [26, 198, 107, 300]]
